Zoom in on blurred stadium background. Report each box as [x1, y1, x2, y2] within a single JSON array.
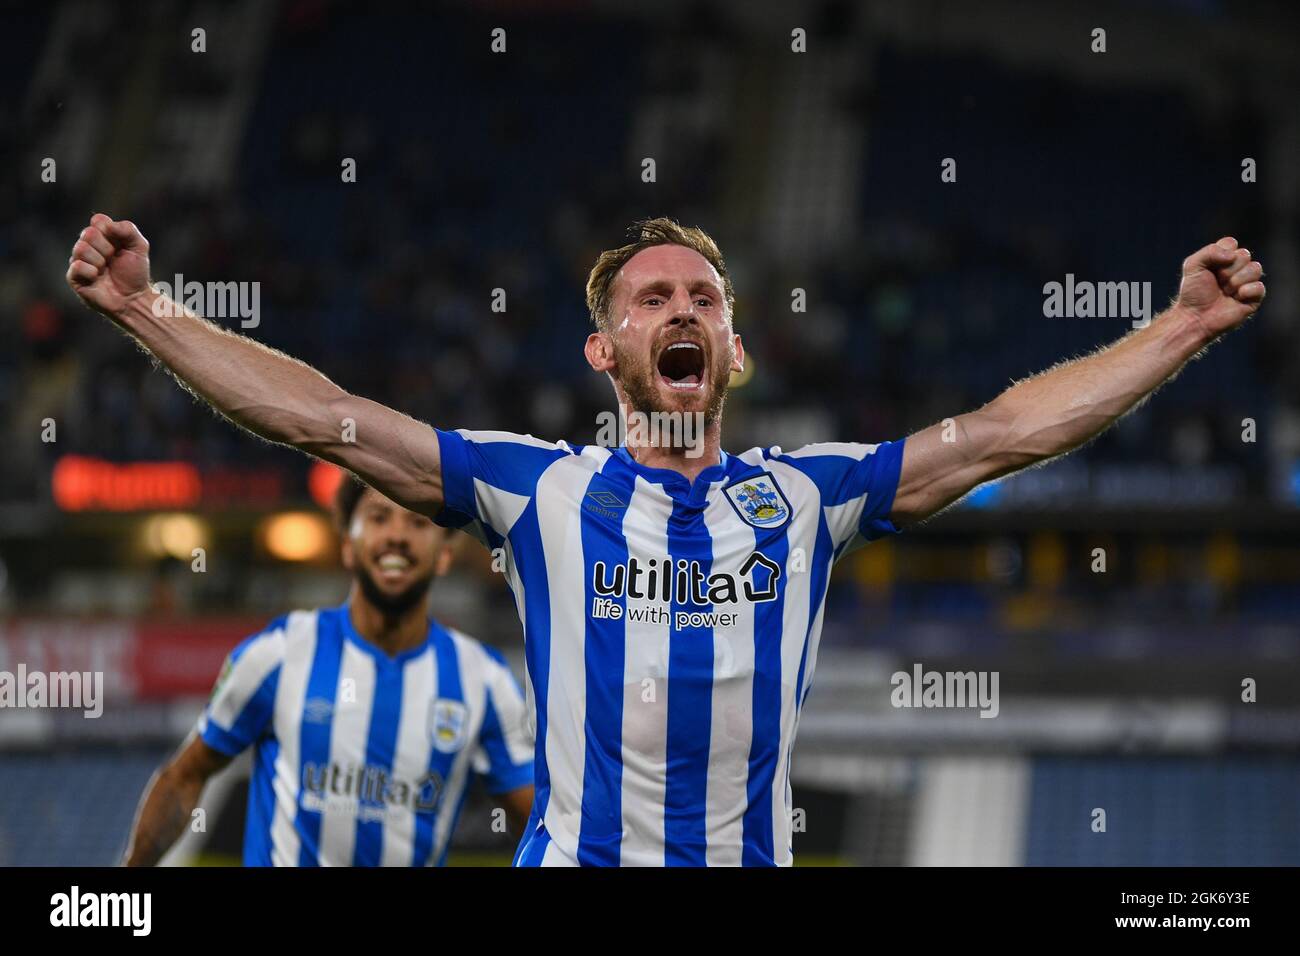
[[1, 0, 1299, 866]]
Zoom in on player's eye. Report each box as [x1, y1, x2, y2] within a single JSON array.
[[696, 297, 713, 308]]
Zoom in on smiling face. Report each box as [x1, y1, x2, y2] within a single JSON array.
[[588, 243, 744, 427], [340, 487, 453, 616]]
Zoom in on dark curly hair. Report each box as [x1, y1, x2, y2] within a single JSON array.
[[333, 472, 371, 533]]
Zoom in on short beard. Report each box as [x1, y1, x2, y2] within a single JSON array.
[[615, 342, 732, 430], [355, 565, 434, 617]]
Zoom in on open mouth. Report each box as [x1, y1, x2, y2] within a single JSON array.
[[656, 341, 706, 390], [376, 552, 413, 579]]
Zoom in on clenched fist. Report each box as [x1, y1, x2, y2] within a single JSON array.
[[1175, 236, 1266, 340], [66, 213, 153, 320]]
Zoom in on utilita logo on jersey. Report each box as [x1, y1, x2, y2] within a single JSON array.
[[591, 553, 780, 630], [301, 762, 444, 820]]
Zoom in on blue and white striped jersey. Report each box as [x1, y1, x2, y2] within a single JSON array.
[[197, 605, 533, 866], [434, 429, 906, 866]]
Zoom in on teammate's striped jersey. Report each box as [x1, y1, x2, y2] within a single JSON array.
[[196, 605, 533, 866], [433, 429, 906, 866]]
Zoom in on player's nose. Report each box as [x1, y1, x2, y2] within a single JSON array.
[[382, 528, 412, 550], [665, 289, 700, 327]]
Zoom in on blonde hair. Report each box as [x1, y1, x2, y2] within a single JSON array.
[[585, 217, 735, 331]]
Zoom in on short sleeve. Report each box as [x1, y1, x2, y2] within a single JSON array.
[[196, 617, 286, 757], [470, 646, 535, 795], [434, 428, 576, 543], [779, 438, 906, 557]]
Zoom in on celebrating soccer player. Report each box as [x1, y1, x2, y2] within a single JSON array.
[[122, 476, 533, 866], [73, 213, 1263, 866]]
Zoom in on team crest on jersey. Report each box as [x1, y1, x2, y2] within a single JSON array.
[[724, 472, 792, 528], [428, 699, 469, 753]]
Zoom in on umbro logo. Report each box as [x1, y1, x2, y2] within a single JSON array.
[[585, 490, 627, 509], [303, 697, 334, 724]]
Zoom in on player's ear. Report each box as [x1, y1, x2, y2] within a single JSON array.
[[339, 533, 356, 572], [731, 333, 745, 374], [433, 530, 457, 577], [584, 331, 615, 373]]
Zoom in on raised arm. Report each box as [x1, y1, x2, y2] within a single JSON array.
[[123, 733, 231, 866], [66, 214, 445, 517], [891, 237, 1266, 525]]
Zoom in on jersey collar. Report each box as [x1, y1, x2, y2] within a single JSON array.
[[335, 602, 440, 666], [613, 446, 732, 505]]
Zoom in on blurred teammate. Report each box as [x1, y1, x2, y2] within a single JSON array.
[[74, 214, 1264, 865], [123, 476, 533, 866]]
